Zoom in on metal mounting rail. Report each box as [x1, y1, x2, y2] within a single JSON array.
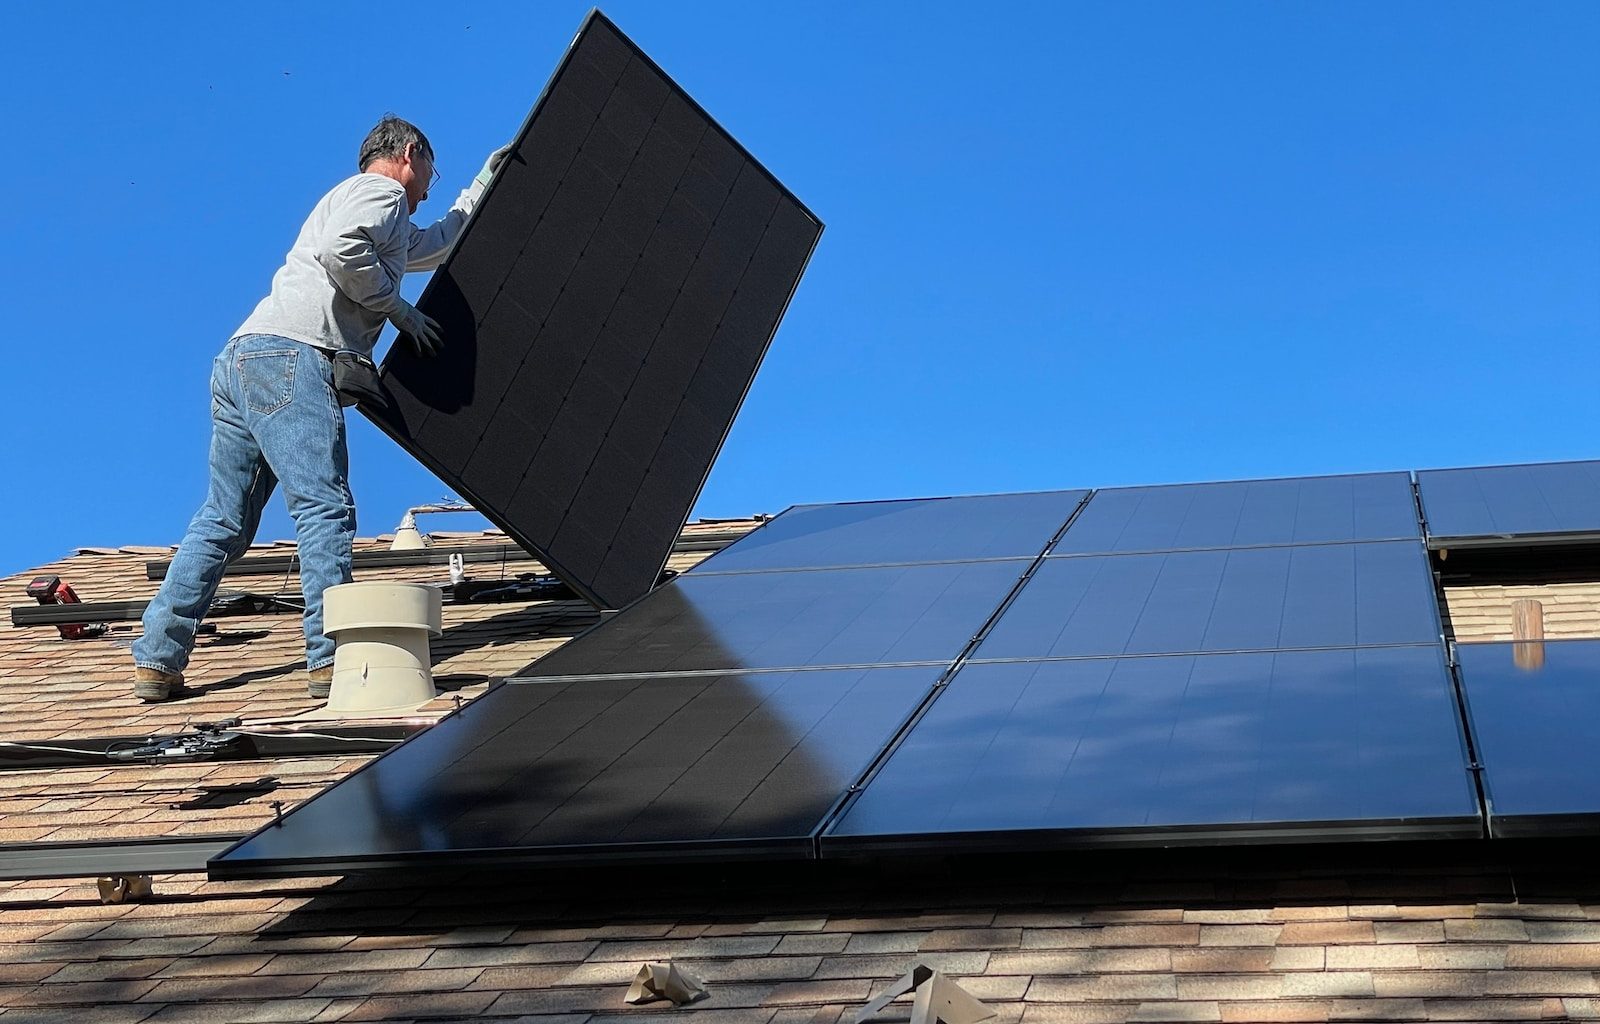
[[0, 836, 243, 881], [12, 592, 302, 628], [142, 530, 753, 580], [0, 721, 422, 771]]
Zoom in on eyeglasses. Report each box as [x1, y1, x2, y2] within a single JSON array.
[[410, 145, 439, 191]]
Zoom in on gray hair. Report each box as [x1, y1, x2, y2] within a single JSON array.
[[357, 115, 433, 172]]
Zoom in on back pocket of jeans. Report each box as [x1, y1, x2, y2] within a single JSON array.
[[239, 350, 297, 415]]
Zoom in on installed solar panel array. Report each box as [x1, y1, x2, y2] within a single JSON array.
[[825, 474, 1481, 851], [211, 491, 1088, 875], [368, 11, 822, 610], [211, 474, 1502, 877]]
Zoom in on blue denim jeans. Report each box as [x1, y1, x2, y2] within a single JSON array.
[[134, 335, 356, 675]]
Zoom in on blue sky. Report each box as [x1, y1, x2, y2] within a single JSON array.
[[3, 2, 1596, 577]]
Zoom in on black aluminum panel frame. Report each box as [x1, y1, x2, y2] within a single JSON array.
[[1425, 531, 1600, 552], [364, 10, 823, 610], [819, 816, 1484, 857], [1489, 814, 1600, 840], [210, 835, 814, 881], [0, 836, 243, 882]]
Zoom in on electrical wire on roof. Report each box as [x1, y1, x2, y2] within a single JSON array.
[[0, 741, 119, 757], [228, 728, 402, 745]]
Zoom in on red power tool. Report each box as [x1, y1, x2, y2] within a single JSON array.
[[26, 576, 108, 640]]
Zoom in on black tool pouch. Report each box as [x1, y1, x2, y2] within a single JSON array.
[[330, 351, 389, 410]]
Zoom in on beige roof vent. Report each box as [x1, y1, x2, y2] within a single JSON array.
[[322, 582, 443, 715]]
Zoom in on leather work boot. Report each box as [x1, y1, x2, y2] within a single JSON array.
[[133, 666, 183, 703], [307, 664, 335, 700]]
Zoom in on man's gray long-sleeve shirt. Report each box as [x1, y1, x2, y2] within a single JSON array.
[[233, 172, 485, 356]]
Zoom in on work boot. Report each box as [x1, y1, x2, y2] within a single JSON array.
[[307, 664, 334, 700], [133, 666, 183, 703]]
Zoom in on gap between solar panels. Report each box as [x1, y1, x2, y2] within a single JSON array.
[[363, 10, 823, 611]]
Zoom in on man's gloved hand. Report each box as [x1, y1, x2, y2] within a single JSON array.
[[476, 143, 513, 188], [389, 299, 443, 358]]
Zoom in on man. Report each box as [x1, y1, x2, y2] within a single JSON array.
[[132, 116, 509, 702]]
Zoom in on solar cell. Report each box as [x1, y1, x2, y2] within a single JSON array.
[[973, 541, 1440, 661], [692, 491, 1090, 574], [825, 646, 1479, 850], [210, 664, 946, 875], [1418, 461, 1600, 545], [367, 11, 823, 609], [523, 560, 1030, 677], [1454, 639, 1600, 837], [1054, 473, 1419, 555]]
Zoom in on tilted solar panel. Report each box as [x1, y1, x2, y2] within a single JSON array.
[[367, 11, 823, 609], [1417, 461, 1600, 546]]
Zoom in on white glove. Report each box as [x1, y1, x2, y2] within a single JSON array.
[[476, 143, 513, 187], [388, 299, 442, 358]]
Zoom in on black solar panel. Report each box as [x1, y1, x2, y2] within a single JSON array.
[[1455, 639, 1600, 838], [209, 470, 1487, 878], [367, 11, 823, 609], [692, 491, 1089, 573], [523, 560, 1030, 677], [1417, 461, 1600, 546], [1055, 473, 1419, 555], [210, 664, 946, 875], [826, 646, 1479, 850], [973, 541, 1440, 660]]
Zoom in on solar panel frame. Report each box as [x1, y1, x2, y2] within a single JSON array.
[[1417, 461, 1600, 548], [364, 10, 824, 609]]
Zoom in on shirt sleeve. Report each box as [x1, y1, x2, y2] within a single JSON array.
[[313, 181, 410, 316], [405, 179, 487, 272]]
